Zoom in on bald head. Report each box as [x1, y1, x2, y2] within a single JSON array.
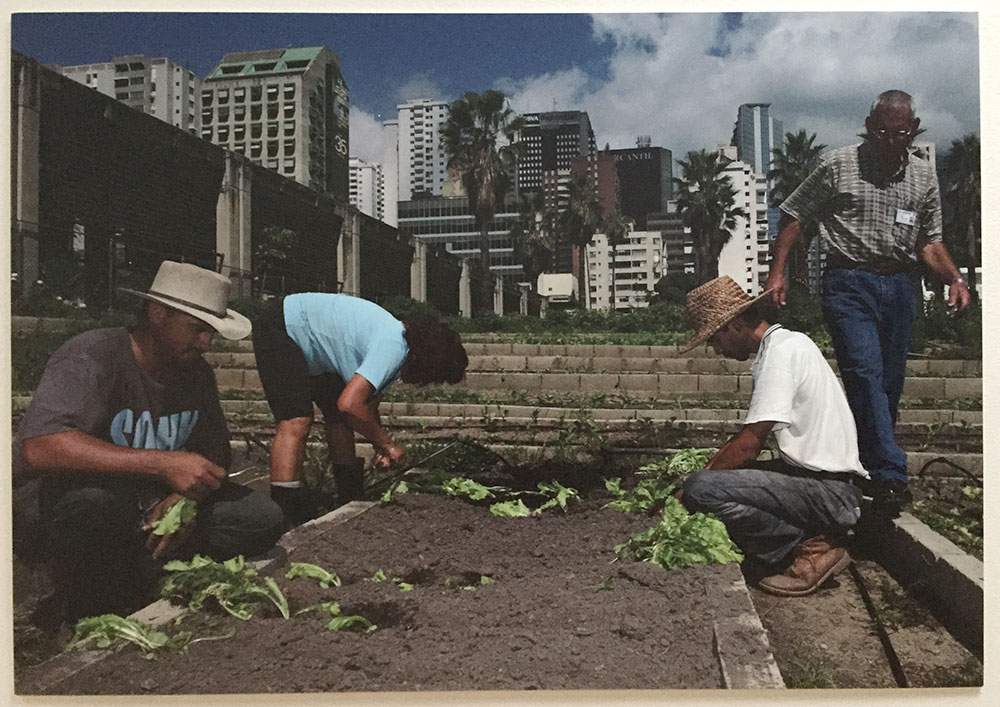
[[870, 90, 917, 120]]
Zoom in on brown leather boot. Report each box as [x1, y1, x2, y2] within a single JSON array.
[[757, 536, 851, 597]]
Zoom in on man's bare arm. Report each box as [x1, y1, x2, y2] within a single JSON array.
[[22, 431, 226, 499], [918, 240, 972, 312], [705, 421, 776, 470], [764, 218, 803, 308]]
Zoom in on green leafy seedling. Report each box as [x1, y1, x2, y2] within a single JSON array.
[[535, 481, 579, 514], [299, 601, 377, 633], [595, 577, 615, 592], [151, 497, 198, 536], [65, 614, 234, 660], [393, 578, 414, 592], [441, 477, 497, 501], [65, 615, 171, 656], [490, 499, 531, 517], [161, 554, 289, 621], [367, 569, 387, 582], [614, 497, 743, 571], [380, 480, 409, 502], [479, 575, 494, 585], [285, 562, 341, 589]]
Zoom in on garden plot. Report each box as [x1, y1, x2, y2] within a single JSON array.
[[21, 460, 782, 694]]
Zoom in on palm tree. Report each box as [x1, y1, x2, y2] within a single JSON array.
[[561, 174, 604, 305], [253, 226, 298, 297], [509, 192, 555, 293], [442, 90, 524, 309], [941, 134, 980, 300], [767, 130, 826, 288], [674, 150, 745, 284], [602, 208, 632, 310]]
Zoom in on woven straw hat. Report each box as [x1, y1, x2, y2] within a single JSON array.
[[681, 276, 773, 353], [121, 261, 251, 340]]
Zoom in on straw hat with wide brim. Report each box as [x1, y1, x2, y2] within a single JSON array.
[[681, 276, 774, 353], [121, 261, 252, 340]]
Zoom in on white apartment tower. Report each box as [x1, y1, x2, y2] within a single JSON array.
[[586, 229, 665, 310], [59, 55, 201, 133], [349, 157, 385, 221], [715, 146, 770, 296], [201, 46, 349, 198], [394, 98, 451, 200]]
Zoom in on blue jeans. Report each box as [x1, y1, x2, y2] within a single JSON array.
[[821, 268, 916, 484], [682, 464, 862, 566]]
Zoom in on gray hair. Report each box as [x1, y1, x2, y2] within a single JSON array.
[[870, 90, 916, 119]]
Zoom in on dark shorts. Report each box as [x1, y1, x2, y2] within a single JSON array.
[[252, 298, 346, 424]]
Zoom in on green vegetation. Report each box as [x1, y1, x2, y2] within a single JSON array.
[[285, 562, 341, 589], [608, 449, 741, 570], [605, 449, 711, 514], [65, 614, 233, 660], [150, 498, 197, 536], [784, 658, 837, 689], [160, 555, 289, 621], [297, 602, 377, 633], [614, 497, 743, 570]]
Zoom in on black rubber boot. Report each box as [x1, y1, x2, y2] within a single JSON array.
[[270, 486, 335, 528], [332, 458, 366, 505]]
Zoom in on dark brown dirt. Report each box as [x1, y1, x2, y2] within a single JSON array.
[[22, 467, 765, 694]]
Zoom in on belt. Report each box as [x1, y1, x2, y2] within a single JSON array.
[[826, 252, 913, 275]]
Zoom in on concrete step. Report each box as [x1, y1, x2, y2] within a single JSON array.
[[204, 351, 982, 378], [220, 399, 984, 426], [212, 368, 982, 401], [227, 439, 983, 480]]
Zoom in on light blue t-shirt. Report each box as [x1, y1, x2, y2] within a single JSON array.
[[283, 293, 408, 394]]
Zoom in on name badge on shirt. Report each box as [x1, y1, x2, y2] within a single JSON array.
[[895, 209, 917, 226]]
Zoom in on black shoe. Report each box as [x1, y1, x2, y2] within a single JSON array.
[[270, 486, 336, 528], [870, 479, 913, 518]]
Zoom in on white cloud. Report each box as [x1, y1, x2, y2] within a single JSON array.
[[504, 12, 979, 162], [394, 72, 448, 104], [349, 108, 390, 163]]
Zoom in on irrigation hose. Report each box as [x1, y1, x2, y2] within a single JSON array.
[[847, 562, 909, 688], [915, 456, 981, 486]]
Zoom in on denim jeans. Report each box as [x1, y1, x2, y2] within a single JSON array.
[[18, 476, 284, 621], [682, 464, 862, 566], [821, 268, 916, 483]]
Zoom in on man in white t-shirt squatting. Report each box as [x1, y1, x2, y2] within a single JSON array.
[[679, 277, 869, 597]]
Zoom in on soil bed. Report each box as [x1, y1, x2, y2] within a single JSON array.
[[23, 463, 770, 694]]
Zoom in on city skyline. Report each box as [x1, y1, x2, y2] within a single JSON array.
[[12, 11, 980, 170]]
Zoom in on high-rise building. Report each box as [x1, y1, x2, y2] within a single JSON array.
[[715, 146, 770, 296], [609, 139, 673, 230], [58, 55, 201, 133], [732, 103, 784, 238], [517, 111, 598, 275], [349, 157, 385, 221], [397, 195, 521, 278], [381, 119, 400, 227], [586, 229, 665, 310], [648, 203, 693, 276], [394, 98, 451, 200], [201, 46, 349, 198], [517, 111, 597, 207]]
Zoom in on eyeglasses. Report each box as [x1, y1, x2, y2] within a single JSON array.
[[872, 128, 913, 141]]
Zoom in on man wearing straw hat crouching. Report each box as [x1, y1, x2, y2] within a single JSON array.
[[679, 277, 869, 597], [13, 261, 284, 626]]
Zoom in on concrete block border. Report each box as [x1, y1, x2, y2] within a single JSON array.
[[856, 507, 983, 659]]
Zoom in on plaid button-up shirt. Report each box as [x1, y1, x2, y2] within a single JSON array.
[[780, 142, 943, 264]]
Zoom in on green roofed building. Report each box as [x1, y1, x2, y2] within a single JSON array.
[[202, 46, 348, 199]]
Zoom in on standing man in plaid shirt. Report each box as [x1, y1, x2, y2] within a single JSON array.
[[764, 90, 971, 516]]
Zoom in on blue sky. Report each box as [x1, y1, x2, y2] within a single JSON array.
[[11, 12, 981, 166]]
